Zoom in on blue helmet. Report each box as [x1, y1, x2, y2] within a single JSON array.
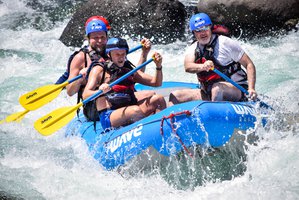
[[106, 37, 129, 54], [189, 13, 212, 31], [85, 19, 107, 36]]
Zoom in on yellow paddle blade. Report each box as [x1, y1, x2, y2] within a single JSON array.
[[19, 82, 68, 111], [5, 110, 30, 123], [34, 102, 83, 136]]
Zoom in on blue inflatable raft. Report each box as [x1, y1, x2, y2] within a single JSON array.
[[66, 81, 270, 170]]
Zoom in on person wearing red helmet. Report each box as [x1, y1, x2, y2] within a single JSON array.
[[63, 19, 108, 100], [56, 16, 153, 107], [169, 13, 257, 105], [85, 15, 111, 30]]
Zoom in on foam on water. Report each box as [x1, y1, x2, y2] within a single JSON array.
[[0, 0, 299, 199]]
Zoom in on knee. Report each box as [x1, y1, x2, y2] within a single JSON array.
[[211, 84, 221, 94], [169, 90, 182, 105], [148, 91, 156, 96], [152, 94, 163, 101], [170, 90, 181, 98], [143, 90, 156, 97], [130, 105, 145, 117], [211, 83, 223, 101], [155, 94, 166, 106]]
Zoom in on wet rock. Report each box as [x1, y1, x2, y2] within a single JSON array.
[[195, 0, 299, 39], [59, 0, 186, 47]]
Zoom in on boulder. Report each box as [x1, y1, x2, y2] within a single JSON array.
[[60, 0, 186, 47], [196, 0, 299, 38]]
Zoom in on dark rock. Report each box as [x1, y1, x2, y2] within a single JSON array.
[[60, 0, 186, 47], [195, 0, 299, 39]]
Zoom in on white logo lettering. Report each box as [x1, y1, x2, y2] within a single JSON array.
[[92, 25, 103, 30], [107, 125, 143, 153], [194, 20, 205, 27], [231, 104, 256, 115]]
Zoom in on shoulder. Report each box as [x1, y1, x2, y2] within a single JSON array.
[[89, 63, 105, 78], [184, 42, 197, 56], [218, 35, 241, 47], [217, 35, 245, 62], [70, 51, 86, 66], [74, 50, 87, 60], [91, 62, 106, 71]]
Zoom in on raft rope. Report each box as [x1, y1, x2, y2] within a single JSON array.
[[160, 110, 194, 158]]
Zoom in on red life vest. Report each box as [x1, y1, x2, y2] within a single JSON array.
[[211, 24, 231, 37], [107, 61, 136, 92], [194, 25, 231, 84], [83, 60, 137, 121], [195, 36, 222, 84], [195, 56, 222, 83], [194, 35, 245, 90]]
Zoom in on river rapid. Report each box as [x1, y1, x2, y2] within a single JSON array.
[[0, 0, 299, 199]]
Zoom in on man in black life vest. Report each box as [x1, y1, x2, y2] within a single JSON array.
[[58, 16, 152, 101], [65, 19, 109, 97], [82, 37, 166, 129], [168, 13, 258, 106]]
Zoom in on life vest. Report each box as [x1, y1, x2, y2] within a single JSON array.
[[55, 46, 107, 84], [83, 60, 137, 122], [106, 61, 136, 92], [194, 35, 246, 91], [55, 46, 108, 109], [85, 60, 136, 93], [211, 24, 231, 37]]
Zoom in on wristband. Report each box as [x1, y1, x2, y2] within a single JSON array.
[[156, 67, 162, 71]]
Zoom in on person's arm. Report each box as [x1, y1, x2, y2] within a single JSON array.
[[66, 52, 86, 96], [83, 66, 110, 100], [82, 66, 101, 99], [134, 52, 163, 87], [184, 44, 213, 73], [137, 38, 151, 72], [239, 53, 257, 100]]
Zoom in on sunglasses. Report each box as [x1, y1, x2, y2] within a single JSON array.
[[194, 25, 211, 32]]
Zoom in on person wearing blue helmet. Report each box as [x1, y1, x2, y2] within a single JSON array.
[[63, 19, 109, 99], [169, 13, 257, 105], [56, 16, 153, 110], [82, 37, 166, 129]]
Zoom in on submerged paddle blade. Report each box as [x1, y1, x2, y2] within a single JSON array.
[[34, 103, 83, 136], [19, 83, 67, 111], [5, 110, 30, 123]]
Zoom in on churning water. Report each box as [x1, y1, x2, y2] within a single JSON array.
[[0, 0, 299, 199]]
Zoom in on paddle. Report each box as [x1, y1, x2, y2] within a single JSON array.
[[128, 44, 143, 54], [1, 44, 143, 123], [34, 58, 154, 136], [20, 44, 143, 111], [211, 67, 249, 95], [211, 67, 274, 110], [0, 110, 30, 124]]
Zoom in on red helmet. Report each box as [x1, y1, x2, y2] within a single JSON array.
[[85, 16, 111, 30]]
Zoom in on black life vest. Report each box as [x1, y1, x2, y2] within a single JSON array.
[[55, 46, 107, 84], [83, 60, 137, 122], [194, 35, 247, 91], [105, 61, 137, 109], [55, 46, 108, 108]]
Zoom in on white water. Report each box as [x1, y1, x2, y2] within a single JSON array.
[[0, 0, 299, 199]]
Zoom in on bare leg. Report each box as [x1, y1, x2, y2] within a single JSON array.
[[109, 94, 167, 127], [134, 90, 156, 102], [211, 82, 242, 101], [168, 88, 206, 106], [138, 94, 166, 114], [110, 105, 145, 127]]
